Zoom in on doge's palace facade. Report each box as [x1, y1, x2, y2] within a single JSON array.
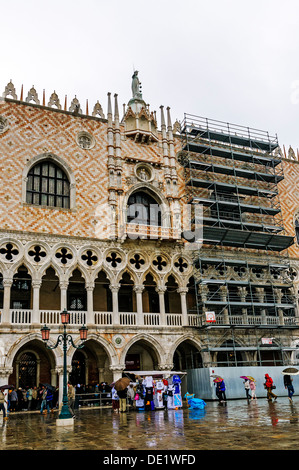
[[0, 76, 202, 393], [1, 74, 299, 397]]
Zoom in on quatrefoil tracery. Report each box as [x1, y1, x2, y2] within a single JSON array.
[[55, 247, 73, 265], [106, 252, 122, 268], [0, 243, 19, 261], [28, 245, 47, 263], [153, 256, 167, 271], [81, 250, 98, 267], [130, 254, 145, 270], [174, 257, 188, 273]]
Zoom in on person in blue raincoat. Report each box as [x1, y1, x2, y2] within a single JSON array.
[[216, 379, 226, 402]]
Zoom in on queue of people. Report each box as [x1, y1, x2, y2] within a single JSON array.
[[2, 385, 59, 414]]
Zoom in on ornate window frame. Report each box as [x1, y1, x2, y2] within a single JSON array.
[[22, 153, 76, 210], [122, 183, 171, 229]]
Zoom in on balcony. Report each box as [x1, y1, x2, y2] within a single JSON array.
[[2, 309, 188, 329]]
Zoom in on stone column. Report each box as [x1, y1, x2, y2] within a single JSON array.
[[110, 284, 120, 326], [86, 283, 94, 326], [98, 367, 105, 383], [51, 368, 57, 387], [109, 364, 125, 382], [134, 285, 144, 326], [156, 286, 167, 326], [177, 287, 189, 326], [60, 281, 69, 311], [32, 280, 42, 326], [0, 367, 13, 387], [57, 365, 72, 407], [2, 278, 12, 326], [0, 367, 13, 415]]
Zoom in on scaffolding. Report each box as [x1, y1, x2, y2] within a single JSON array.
[[179, 113, 298, 357]]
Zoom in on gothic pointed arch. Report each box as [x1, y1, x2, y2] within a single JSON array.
[[122, 182, 171, 228]]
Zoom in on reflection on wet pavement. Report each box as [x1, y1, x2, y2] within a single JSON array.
[[1, 397, 299, 450]]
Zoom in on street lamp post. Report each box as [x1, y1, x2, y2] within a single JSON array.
[[41, 308, 88, 425]]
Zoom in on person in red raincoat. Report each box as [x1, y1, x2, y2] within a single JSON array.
[[264, 374, 277, 401]]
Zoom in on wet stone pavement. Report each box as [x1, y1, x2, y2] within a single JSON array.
[[1, 397, 299, 453]]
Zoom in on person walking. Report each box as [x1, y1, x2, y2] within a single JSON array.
[[264, 373, 277, 402], [31, 386, 38, 410], [40, 386, 49, 414], [127, 383, 135, 409], [216, 379, 226, 403], [46, 387, 54, 413], [244, 378, 251, 400], [10, 388, 18, 412], [27, 387, 33, 411], [111, 386, 120, 413], [283, 374, 295, 401], [0, 389, 8, 419], [67, 382, 75, 416], [249, 380, 257, 400], [117, 387, 128, 412]]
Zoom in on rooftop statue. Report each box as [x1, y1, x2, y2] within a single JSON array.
[[131, 70, 142, 99]]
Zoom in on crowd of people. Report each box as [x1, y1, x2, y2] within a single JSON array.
[[3, 385, 59, 414], [214, 372, 296, 403]]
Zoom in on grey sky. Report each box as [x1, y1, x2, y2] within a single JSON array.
[[2, 0, 299, 151]]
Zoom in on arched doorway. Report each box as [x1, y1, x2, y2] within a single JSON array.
[[173, 340, 202, 371], [18, 352, 37, 388], [124, 339, 160, 372], [11, 340, 56, 388]]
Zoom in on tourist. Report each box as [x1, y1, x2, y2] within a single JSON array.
[[244, 378, 251, 400], [117, 387, 128, 412], [10, 388, 18, 412], [264, 373, 277, 402], [111, 386, 119, 413], [127, 383, 135, 409], [40, 386, 49, 414], [46, 387, 54, 412], [216, 380, 227, 403], [283, 374, 295, 401], [249, 380, 257, 400], [31, 386, 38, 410], [0, 389, 7, 419], [27, 387, 33, 411], [67, 382, 75, 416], [17, 387, 24, 411]]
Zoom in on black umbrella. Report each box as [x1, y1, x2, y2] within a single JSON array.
[[41, 383, 55, 391], [0, 384, 14, 390]]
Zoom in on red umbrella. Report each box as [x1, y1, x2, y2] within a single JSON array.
[[240, 376, 249, 380], [213, 378, 223, 383]]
